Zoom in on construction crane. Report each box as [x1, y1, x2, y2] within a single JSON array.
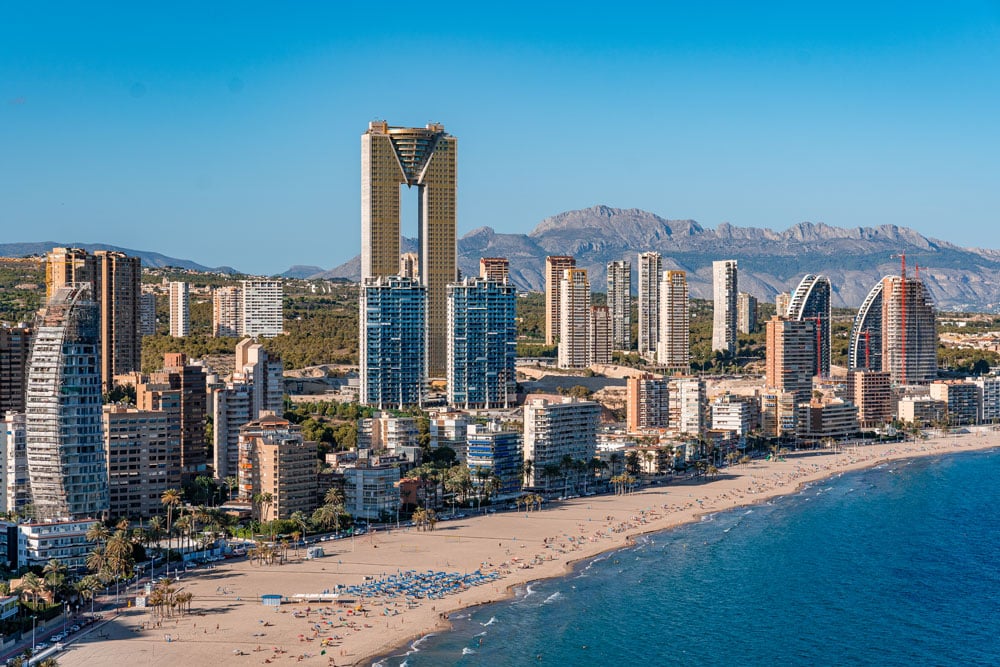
[[890, 254, 907, 384]]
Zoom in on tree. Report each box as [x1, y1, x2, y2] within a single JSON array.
[[522, 459, 534, 488], [161, 488, 183, 569], [16, 571, 44, 608], [42, 558, 69, 601]]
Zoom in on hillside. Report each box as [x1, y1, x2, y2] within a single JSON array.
[[0, 242, 238, 274], [314, 206, 1000, 311]]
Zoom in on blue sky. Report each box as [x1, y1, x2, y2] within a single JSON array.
[[2, 2, 999, 274]]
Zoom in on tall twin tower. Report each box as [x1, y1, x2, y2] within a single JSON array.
[[361, 121, 457, 376]]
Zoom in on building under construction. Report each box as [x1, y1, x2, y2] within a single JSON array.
[[25, 285, 109, 521], [848, 265, 937, 384], [786, 274, 832, 378]]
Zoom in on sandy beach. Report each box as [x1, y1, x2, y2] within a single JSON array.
[[58, 430, 999, 667]]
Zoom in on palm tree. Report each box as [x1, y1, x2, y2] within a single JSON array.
[[224, 475, 238, 502], [323, 486, 345, 506], [560, 454, 574, 497], [85, 521, 109, 546], [522, 459, 534, 489], [16, 572, 44, 608], [106, 529, 136, 602], [609, 452, 622, 478], [42, 559, 69, 602], [161, 488, 183, 574], [75, 575, 102, 615]]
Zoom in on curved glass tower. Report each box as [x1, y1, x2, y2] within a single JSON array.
[[786, 274, 832, 377], [848, 279, 885, 371], [25, 285, 109, 520]]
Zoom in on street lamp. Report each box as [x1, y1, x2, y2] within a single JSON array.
[[31, 614, 36, 652]]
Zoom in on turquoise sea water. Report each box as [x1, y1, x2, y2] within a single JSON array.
[[375, 448, 1000, 666]]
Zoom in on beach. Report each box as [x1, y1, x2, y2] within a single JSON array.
[[58, 430, 999, 667]]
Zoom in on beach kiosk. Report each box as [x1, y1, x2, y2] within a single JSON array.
[[261, 594, 282, 610], [306, 546, 325, 559]]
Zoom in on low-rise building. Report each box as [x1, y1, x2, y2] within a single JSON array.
[[974, 376, 1000, 423], [897, 396, 946, 427], [711, 393, 755, 435], [797, 399, 860, 441], [343, 462, 400, 521], [18, 518, 99, 570], [466, 423, 523, 498], [929, 380, 981, 426]]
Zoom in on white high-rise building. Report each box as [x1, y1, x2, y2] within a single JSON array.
[[657, 270, 689, 373], [240, 280, 283, 338], [139, 292, 157, 337], [712, 260, 738, 357], [25, 285, 109, 520], [169, 281, 190, 337], [213, 285, 242, 337], [668, 377, 705, 437], [606, 260, 631, 351], [1, 412, 28, 515], [558, 269, 591, 369], [523, 396, 600, 492], [638, 252, 662, 359]]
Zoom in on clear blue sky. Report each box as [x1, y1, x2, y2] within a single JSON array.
[[2, 2, 998, 274]]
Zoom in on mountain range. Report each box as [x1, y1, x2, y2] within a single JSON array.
[[311, 205, 1000, 311], [0, 242, 237, 274]]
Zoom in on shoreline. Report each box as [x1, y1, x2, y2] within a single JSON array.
[[368, 432, 1000, 666], [57, 430, 1000, 667]]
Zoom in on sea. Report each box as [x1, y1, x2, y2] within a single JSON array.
[[374, 447, 1000, 666]]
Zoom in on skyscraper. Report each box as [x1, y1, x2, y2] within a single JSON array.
[[657, 270, 689, 373], [48, 248, 142, 389], [169, 281, 190, 337], [359, 276, 427, 408], [140, 353, 208, 479], [447, 277, 517, 409], [234, 339, 284, 418], [361, 121, 457, 376], [637, 252, 662, 358], [775, 292, 791, 318], [25, 285, 109, 520], [786, 275, 832, 377], [139, 292, 157, 337], [848, 273, 937, 384], [880, 274, 937, 384], [103, 401, 182, 519], [737, 292, 758, 334], [213, 285, 242, 337], [545, 256, 576, 345], [558, 268, 591, 369], [606, 260, 631, 351], [399, 252, 420, 280], [0, 325, 31, 416], [45, 247, 95, 300], [712, 260, 738, 356], [848, 279, 884, 371], [240, 280, 283, 338], [626, 374, 670, 433], [238, 415, 317, 522], [588, 305, 612, 365], [765, 316, 816, 406], [479, 257, 510, 284], [95, 250, 143, 388]]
